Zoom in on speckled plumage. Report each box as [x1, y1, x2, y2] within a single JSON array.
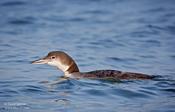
[[81, 70, 154, 79]]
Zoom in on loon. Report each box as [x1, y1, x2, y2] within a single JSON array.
[[32, 51, 154, 80]]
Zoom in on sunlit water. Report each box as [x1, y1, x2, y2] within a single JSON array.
[[0, 0, 175, 112]]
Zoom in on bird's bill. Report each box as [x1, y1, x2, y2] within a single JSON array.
[[31, 58, 49, 64]]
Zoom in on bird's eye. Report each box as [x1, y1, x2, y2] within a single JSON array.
[[51, 56, 55, 59]]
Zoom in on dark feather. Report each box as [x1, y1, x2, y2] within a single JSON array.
[[81, 70, 154, 80]]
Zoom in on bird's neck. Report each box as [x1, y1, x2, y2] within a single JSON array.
[[63, 61, 80, 77]]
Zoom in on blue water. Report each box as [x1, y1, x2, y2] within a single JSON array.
[[0, 0, 175, 112]]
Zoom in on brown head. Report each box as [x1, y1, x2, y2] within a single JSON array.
[[32, 51, 79, 77]]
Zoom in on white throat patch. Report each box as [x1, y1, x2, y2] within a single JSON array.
[[48, 60, 69, 72]]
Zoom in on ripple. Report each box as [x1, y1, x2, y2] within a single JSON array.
[[69, 17, 86, 22], [45, 16, 87, 23], [161, 88, 175, 93], [138, 89, 157, 96], [52, 80, 78, 91], [1, 1, 26, 6], [83, 89, 107, 96], [110, 88, 150, 99], [8, 19, 33, 25], [155, 81, 175, 88], [0, 43, 13, 48], [106, 57, 138, 64], [55, 98, 70, 105], [0, 80, 34, 84], [165, 25, 175, 34], [0, 89, 19, 98], [145, 39, 161, 47], [170, 55, 175, 59], [83, 10, 112, 15], [20, 85, 45, 94], [107, 57, 123, 62], [138, 55, 155, 59], [3, 89, 18, 94], [147, 24, 175, 35], [145, 7, 165, 13], [147, 24, 164, 31], [130, 30, 159, 38]]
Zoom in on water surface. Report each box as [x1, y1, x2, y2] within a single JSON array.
[[0, 0, 175, 112]]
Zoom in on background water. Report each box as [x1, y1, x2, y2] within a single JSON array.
[[0, 0, 175, 112]]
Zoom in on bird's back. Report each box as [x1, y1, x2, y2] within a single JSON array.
[[81, 70, 154, 80]]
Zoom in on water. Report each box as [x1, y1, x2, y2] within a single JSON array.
[[0, 0, 175, 111]]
